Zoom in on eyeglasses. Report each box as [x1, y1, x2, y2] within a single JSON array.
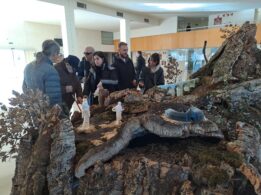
[[84, 52, 93, 55], [58, 53, 63, 57]]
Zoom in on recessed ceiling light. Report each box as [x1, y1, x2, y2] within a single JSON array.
[[144, 3, 204, 10]]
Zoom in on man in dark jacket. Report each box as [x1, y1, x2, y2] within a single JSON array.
[[23, 40, 62, 106], [113, 42, 137, 90], [136, 51, 145, 79], [55, 55, 83, 111], [78, 46, 95, 81]]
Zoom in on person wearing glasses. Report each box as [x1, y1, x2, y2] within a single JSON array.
[[113, 42, 137, 90], [78, 46, 95, 82], [23, 39, 62, 106]]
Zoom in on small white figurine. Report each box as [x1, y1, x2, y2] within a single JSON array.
[[112, 101, 124, 125], [167, 88, 176, 96], [94, 81, 103, 97], [81, 98, 90, 129], [183, 84, 190, 92], [189, 79, 196, 88], [176, 84, 183, 96]]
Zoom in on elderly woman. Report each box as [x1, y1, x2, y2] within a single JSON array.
[[55, 55, 83, 111]]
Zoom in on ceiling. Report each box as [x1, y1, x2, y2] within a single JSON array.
[[1, 0, 261, 32], [86, 0, 261, 18], [0, 0, 152, 32], [75, 10, 152, 31]]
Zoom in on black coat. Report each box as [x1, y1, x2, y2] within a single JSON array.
[[83, 63, 118, 104], [139, 66, 165, 92], [55, 60, 83, 110], [112, 55, 136, 90], [136, 55, 145, 79], [78, 58, 91, 81]]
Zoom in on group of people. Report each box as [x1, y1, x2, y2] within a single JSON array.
[[22, 39, 165, 115]]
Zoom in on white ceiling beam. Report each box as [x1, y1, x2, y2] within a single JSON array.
[[80, 1, 161, 25], [37, 0, 64, 6], [37, 0, 161, 26]]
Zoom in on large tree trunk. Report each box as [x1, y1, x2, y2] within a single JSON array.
[[7, 22, 261, 195], [47, 118, 76, 195]]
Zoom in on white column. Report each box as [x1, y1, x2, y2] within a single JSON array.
[[120, 19, 131, 56], [61, 0, 77, 57], [254, 8, 261, 23]]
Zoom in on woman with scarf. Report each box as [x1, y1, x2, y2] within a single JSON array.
[[138, 53, 165, 92]]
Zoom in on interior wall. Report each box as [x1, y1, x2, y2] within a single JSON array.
[[0, 21, 115, 58], [114, 17, 178, 39], [114, 23, 261, 51], [76, 28, 114, 56], [208, 9, 255, 26], [177, 17, 208, 31], [25, 22, 61, 52]]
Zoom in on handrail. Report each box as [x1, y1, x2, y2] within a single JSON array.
[[177, 20, 258, 32]]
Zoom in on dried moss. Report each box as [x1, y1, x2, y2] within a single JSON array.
[[221, 151, 242, 168], [202, 167, 229, 187], [76, 141, 95, 160], [189, 144, 242, 168], [96, 111, 115, 122], [124, 101, 144, 107]]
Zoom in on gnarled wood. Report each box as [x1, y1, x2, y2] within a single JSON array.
[[142, 114, 223, 139], [47, 118, 76, 195], [75, 119, 142, 178], [75, 113, 223, 178], [190, 22, 261, 85]]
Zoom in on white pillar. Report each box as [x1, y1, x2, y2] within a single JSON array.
[[254, 8, 261, 23], [61, 0, 77, 57], [120, 19, 131, 56]]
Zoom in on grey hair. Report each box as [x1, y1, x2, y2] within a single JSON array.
[[42, 39, 60, 57], [85, 46, 95, 53], [35, 40, 60, 64]]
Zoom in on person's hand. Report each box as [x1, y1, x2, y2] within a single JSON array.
[[65, 85, 73, 93], [97, 81, 103, 89], [138, 81, 144, 88], [76, 97, 83, 104], [81, 77, 86, 83], [132, 80, 137, 87]]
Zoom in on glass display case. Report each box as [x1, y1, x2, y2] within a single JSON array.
[[132, 47, 218, 84]]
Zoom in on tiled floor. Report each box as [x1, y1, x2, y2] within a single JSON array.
[[0, 159, 15, 195]]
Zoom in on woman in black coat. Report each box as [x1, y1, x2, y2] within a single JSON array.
[[55, 55, 83, 111], [83, 51, 118, 105], [138, 53, 165, 92]]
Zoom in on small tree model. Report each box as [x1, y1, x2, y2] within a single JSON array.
[[163, 56, 182, 83], [0, 90, 56, 162]]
